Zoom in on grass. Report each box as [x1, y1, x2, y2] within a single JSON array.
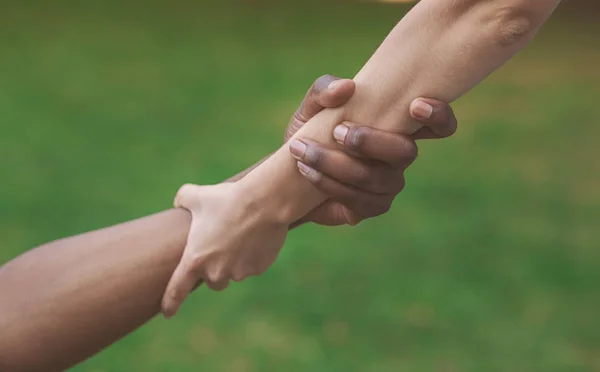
[[1, 1, 599, 371]]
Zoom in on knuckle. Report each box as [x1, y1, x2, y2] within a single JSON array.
[[353, 192, 397, 219], [186, 252, 208, 271], [398, 176, 406, 191], [207, 274, 223, 285], [293, 102, 309, 123], [393, 181, 406, 196], [372, 174, 392, 194], [390, 175, 406, 194], [392, 138, 418, 167], [431, 105, 458, 138], [346, 127, 366, 150], [446, 113, 458, 137], [285, 121, 303, 142], [351, 165, 371, 186], [304, 145, 325, 166], [174, 183, 195, 208], [231, 270, 247, 282], [252, 262, 269, 277], [206, 265, 229, 283], [316, 74, 335, 87], [312, 74, 334, 95], [364, 199, 392, 218], [345, 212, 363, 226], [310, 170, 324, 185], [254, 266, 268, 277], [208, 280, 229, 292], [178, 183, 195, 193], [373, 173, 405, 196], [348, 219, 362, 227], [404, 140, 419, 162], [247, 268, 262, 278], [357, 200, 379, 219], [375, 202, 392, 216]]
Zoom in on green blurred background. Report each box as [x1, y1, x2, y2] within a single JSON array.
[[1, 1, 599, 370]]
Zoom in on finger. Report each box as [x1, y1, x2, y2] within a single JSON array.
[[231, 262, 260, 282], [289, 138, 401, 194], [293, 75, 355, 123], [161, 254, 203, 318], [203, 263, 231, 291], [409, 98, 458, 140], [331, 124, 419, 168], [296, 162, 397, 223], [205, 279, 230, 292]]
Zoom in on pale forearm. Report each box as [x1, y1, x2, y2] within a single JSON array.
[[225, 155, 270, 182], [0, 209, 190, 372], [239, 0, 559, 222]]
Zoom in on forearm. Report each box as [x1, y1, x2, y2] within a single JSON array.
[[0, 149, 301, 372], [239, 0, 559, 222], [0, 209, 190, 372], [225, 155, 270, 182]]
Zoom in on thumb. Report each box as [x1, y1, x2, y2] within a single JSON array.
[[409, 98, 458, 140], [161, 253, 204, 318], [285, 75, 355, 142]]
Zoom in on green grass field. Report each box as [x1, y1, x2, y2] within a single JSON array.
[[1, 1, 599, 371]]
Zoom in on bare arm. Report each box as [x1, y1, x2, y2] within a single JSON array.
[[0, 76, 450, 370], [163, 0, 560, 314], [243, 0, 561, 222], [0, 209, 191, 372]]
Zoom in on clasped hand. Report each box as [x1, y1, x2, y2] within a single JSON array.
[[161, 75, 457, 317]]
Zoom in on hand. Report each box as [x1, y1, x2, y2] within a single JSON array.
[[160, 75, 458, 317], [284, 74, 458, 226], [161, 182, 289, 317]]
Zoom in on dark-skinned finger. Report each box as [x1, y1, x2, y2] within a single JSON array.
[[295, 162, 398, 224], [285, 76, 355, 142], [293, 75, 355, 123], [289, 138, 403, 194], [332, 123, 418, 168], [409, 98, 458, 140], [298, 162, 395, 225]]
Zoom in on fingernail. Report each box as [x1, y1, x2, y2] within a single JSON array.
[[297, 162, 322, 182], [328, 80, 342, 90], [289, 139, 307, 160], [411, 99, 433, 120], [333, 125, 349, 144]]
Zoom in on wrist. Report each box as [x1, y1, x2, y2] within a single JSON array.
[[223, 154, 271, 183], [234, 174, 296, 227], [235, 143, 327, 226]]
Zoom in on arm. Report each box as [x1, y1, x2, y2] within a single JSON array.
[[0, 209, 191, 372], [163, 0, 560, 314], [244, 0, 561, 222], [0, 77, 452, 371]]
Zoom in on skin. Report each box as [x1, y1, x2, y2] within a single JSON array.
[[163, 0, 561, 316], [0, 75, 456, 372]]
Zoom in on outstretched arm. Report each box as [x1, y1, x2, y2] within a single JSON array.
[[164, 0, 560, 314], [245, 0, 561, 222], [0, 77, 453, 371], [0, 209, 190, 372]]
